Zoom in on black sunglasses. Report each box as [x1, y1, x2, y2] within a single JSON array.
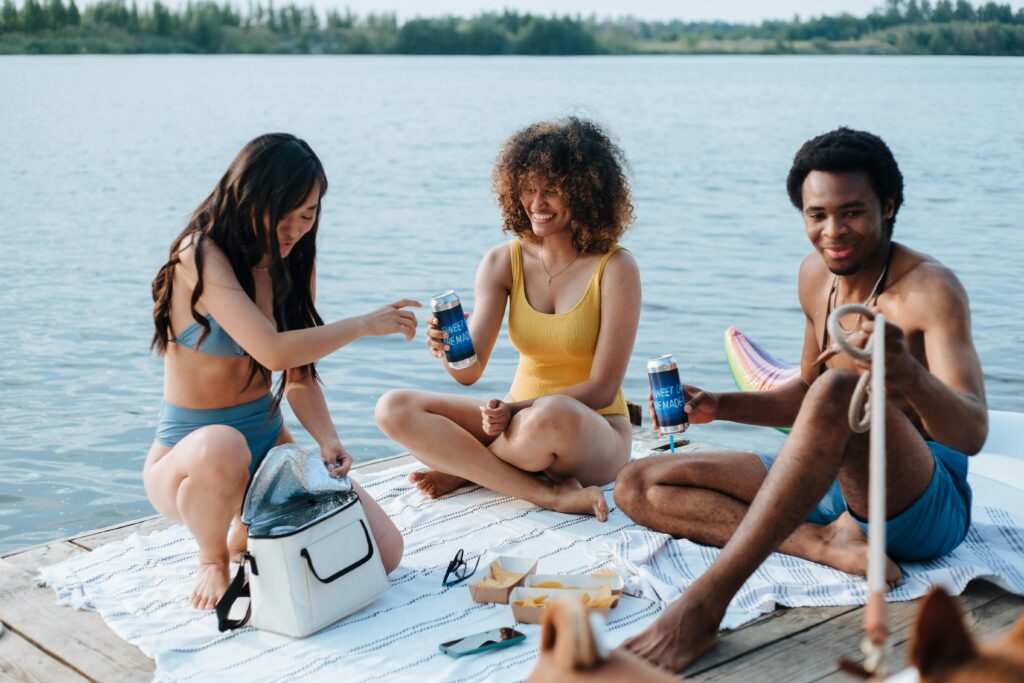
[[442, 548, 481, 587]]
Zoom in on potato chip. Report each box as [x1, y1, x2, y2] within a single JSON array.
[[581, 584, 617, 609], [589, 568, 618, 578], [532, 581, 572, 589], [477, 561, 525, 588], [514, 594, 549, 608], [486, 561, 526, 587], [587, 595, 617, 609]]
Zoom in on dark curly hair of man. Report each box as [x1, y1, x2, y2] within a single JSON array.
[[493, 117, 634, 254], [786, 127, 904, 237]]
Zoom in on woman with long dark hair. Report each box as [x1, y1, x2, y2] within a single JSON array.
[[147, 133, 417, 609]]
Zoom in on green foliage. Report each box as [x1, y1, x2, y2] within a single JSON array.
[[395, 17, 461, 54], [2, 0, 20, 31], [516, 16, 597, 55], [880, 20, 1023, 53], [1, 0, 1022, 54], [46, 0, 65, 29], [955, 0, 976, 20], [21, 0, 44, 31], [147, 1, 170, 36]]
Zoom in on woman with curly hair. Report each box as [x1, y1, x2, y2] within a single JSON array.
[[376, 117, 640, 520], [147, 134, 417, 609]]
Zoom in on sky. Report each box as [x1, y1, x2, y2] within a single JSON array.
[[298, 0, 1024, 23]]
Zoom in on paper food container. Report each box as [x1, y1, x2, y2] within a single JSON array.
[[524, 573, 625, 595], [467, 555, 538, 605], [509, 586, 620, 625]]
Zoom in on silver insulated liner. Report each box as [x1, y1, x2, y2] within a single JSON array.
[[242, 444, 357, 538]]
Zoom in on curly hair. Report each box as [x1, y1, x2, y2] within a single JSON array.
[[786, 127, 904, 237], [493, 117, 634, 254]]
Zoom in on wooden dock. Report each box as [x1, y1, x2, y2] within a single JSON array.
[[1, 447, 1021, 682]]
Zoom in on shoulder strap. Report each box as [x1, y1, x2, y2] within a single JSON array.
[[216, 552, 254, 632], [509, 239, 523, 294], [592, 245, 625, 285]]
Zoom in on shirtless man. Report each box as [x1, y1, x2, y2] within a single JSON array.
[[613, 127, 988, 672]]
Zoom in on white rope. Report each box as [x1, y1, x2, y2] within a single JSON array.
[[826, 303, 888, 675]]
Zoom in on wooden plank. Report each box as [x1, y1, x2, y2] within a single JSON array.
[[685, 604, 859, 677], [1, 515, 165, 560], [3, 542, 85, 574], [813, 589, 1024, 682], [962, 591, 1024, 638], [352, 452, 415, 475], [690, 581, 1008, 681], [71, 517, 175, 551], [0, 626, 91, 683], [870, 588, 1024, 680], [0, 559, 153, 682]]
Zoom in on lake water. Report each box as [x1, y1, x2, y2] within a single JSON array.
[[1, 55, 1022, 553]]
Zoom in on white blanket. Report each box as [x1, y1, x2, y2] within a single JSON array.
[[39, 445, 1024, 683]]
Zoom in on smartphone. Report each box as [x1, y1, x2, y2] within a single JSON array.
[[439, 627, 526, 657]]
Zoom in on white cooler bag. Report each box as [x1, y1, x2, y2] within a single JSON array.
[[216, 445, 389, 638]]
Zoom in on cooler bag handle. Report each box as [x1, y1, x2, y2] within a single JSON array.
[[300, 519, 375, 584], [216, 551, 256, 631]]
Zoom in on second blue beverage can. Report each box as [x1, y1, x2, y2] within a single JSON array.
[[647, 354, 688, 434], [431, 290, 477, 370]]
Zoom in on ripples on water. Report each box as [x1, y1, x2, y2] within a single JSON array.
[[0, 56, 1021, 553]]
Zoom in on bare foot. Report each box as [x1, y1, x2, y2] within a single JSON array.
[[620, 589, 722, 672], [192, 561, 231, 610], [409, 469, 468, 499], [227, 518, 248, 563], [552, 478, 609, 521], [821, 512, 902, 585]]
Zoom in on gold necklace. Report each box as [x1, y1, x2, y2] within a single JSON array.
[[540, 247, 580, 286], [830, 252, 891, 334]]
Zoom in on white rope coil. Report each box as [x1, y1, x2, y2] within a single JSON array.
[[826, 302, 889, 674], [826, 303, 876, 433]]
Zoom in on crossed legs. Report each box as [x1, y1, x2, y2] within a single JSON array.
[[375, 391, 632, 521], [614, 451, 901, 581], [617, 369, 936, 671]]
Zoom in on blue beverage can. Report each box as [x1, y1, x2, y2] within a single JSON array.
[[431, 290, 477, 370], [647, 354, 688, 434]]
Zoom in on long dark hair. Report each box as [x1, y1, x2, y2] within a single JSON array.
[[151, 133, 328, 407]]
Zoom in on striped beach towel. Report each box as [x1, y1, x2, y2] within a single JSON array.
[[39, 433, 1024, 682]]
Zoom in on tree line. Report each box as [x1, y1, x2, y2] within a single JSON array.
[[1, 0, 1022, 54]]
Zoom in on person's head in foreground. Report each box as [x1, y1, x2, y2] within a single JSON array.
[[493, 116, 634, 253], [787, 126, 904, 276]]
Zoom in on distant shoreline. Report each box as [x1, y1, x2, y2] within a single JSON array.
[[2, 1, 1023, 56]]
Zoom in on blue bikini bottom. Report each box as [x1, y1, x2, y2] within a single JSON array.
[[155, 393, 284, 475]]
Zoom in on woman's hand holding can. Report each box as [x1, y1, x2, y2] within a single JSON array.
[[426, 312, 470, 361]]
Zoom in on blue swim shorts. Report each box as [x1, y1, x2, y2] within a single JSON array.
[[756, 441, 972, 562], [155, 393, 284, 476]]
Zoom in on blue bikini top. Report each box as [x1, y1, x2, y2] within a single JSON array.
[[171, 314, 246, 357], [171, 308, 289, 358]]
